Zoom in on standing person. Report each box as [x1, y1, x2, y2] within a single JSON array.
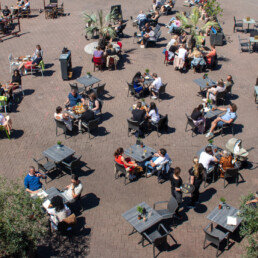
[[188, 158, 204, 208], [170, 167, 183, 219]]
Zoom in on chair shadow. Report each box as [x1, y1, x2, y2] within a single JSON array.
[[98, 90, 114, 101], [72, 66, 83, 80], [46, 169, 66, 183], [45, 63, 54, 69], [117, 53, 131, 70], [212, 64, 222, 71], [123, 48, 137, 54], [27, 14, 39, 18], [11, 129, 24, 139], [75, 162, 95, 178], [41, 70, 55, 77], [24, 89, 35, 96], [100, 112, 113, 122], [199, 187, 217, 203], [160, 93, 174, 101], [81, 192, 100, 211]]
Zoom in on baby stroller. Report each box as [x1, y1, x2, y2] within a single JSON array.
[[225, 138, 249, 169]]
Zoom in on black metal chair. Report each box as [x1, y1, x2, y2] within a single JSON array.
[[219, 118, 236, 137], [225, 82, 234, 96], [92, 83, 106, 98], [61, 155, 82, 174], [150, 83, 167, 102], [116, 23, 127, 38], [127, 119, 145, 137], [69, 83, 84, 95], [203, 166, 216, 188], [153, 196, 178, 220], [233, 16, 243, 33], [146, 30, 161, 48], [238, 35, 249, 52], [142, 223, 177, 258], [151, 114, 168, 137], [55, 119, 67, 139], [127, 82, 142, 100], [185, 114, 198, 137], [81, 117, 100, 139], [203, 223, 229, 257], [33, 157, 56, 183], [210, 90, 226, 105], [114, 161, 128, 185], [149, 13, 162, 27], [221, 167, 244, 188]]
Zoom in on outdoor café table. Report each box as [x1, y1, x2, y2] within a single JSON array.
[[193, 77, 216, 92], [143, 75, 154, 86], [204, 108, 224, 120], [43, 144, 75, 163], [243, 18, 255, 33], [249, 37, 258, 52], [76, 75, 101, 92], [122, 202, 163, 236], [65, 109, 84, 133], [45, 187, 69, 204], [124, 144, 156, 163], [207, 204, 243, 232]]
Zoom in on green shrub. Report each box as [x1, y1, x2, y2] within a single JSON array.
[[0, 177, 48, 257]]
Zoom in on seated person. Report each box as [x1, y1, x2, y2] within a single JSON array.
[[224, 75, 234, 91], [160, 0, 174, 14], [54, 106, 73, 131], [205, 45, 216, 65], [115, 20, 123, 34], [8, 69, 22, 93], [141, 27, 155, 47], [61, 175, 83, 203], [199, 146, 218, 172], [153, 0, 162, 11], [219, 150, 234, 178], [22, 0, 30, 11], [81, 105, 95, 123], [0, 113, 12, 135], [190, 49, 206, 70], [132, 101, 146, 123], [46, 196, 71, 231], [88, 92, 100, 114], [174, 44, 187, 70], [2, 6, 11, 17], [246, 192, 258, 207], [18, 52, 42, 75], [206, 103, 237, 138], [168, 16, 181, 34], [140, 23, 152, 37], [179, 31, 187, 44], [205, 79, 225, 102], [24, 166, 46, 194], [65, 89, 85, 108], [149, 73, 162, 99], [31, 45, 43, 61], [145, 148, 169, 175], [132, 72, 144, 94], [166, 35, 178, 51], [191, 104, 206, 134], [146, 102, 160, 126], [114, 147, 138, 181], [147, 10, 159, 23], [93, 45, 104, 58], [105, 43, 119, 67]]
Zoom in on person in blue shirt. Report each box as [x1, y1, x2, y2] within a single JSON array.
[[24, 166, 46, 194], [132, 72, 144, 94], [206, 103, 237, 138], [65, 89, 85, 108]]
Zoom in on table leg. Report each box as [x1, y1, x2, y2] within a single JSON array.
[[78, 119, 82, 133], [128, 227, 137, 236]]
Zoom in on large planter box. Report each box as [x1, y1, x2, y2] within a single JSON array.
[[210, 31, 224, 46]]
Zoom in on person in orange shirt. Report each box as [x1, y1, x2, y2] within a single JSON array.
[[205, 45, 216, 65], [219, 150, 234, 177]]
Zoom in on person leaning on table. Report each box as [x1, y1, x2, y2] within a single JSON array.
[[24, 166, 46, 194]]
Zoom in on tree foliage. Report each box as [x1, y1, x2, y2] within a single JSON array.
[[239, 193, 258, 258], [0, 177, 48, 257], [204, 0, 223, 18]]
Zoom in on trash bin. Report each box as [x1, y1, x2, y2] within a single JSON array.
[[59, 48, 72, 80]]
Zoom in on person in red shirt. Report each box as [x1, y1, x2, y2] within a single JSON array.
[[205, 45, 216, 65]]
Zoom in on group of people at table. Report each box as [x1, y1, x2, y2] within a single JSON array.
[[1, 0, 30, 17], [115, 143, 236, 218], [24, 166, 83, 230], [54, 90, 100, 132]]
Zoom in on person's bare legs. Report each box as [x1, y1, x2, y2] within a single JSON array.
[[209, 118, 219, 133]]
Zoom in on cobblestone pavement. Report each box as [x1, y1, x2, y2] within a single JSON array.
[[0, 0, 257, 257]]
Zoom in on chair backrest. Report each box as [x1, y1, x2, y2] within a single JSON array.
[[127, 119, 140, 130], [233, 16, 236, 23], [97, 98, 103, 112], [216, 90, 226, 99], [39, 60, 45, 70], [50, 0, 58, 4], [167, 196, 178, 214], [115, 161, 126, 173], [154, 24, 161, 35], [127, 82, 135, 93], [203, 227, 220, 246], [117, 41, 122, 49], [8, 54, 13, 63], [0, 96, 8, 106], [71, 155, 82, 169], [226, 83, 233, 94], [159, 83, 167, 94], [93, 56, 102, 65], [69, 83, 78, 92], [157, 114, 168, 129], [96, 83, 106, 95], [156, 30, 162, 40], [185, 113, 196, 128], [55, 118, 66, 130], [88, 117, 100, 130], [225, 167, 239, 178]]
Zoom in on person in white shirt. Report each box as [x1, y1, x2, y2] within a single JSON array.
[[145, 148, 169, 175], [137, 10, 146, 24], [46, 196, 71, 231], [142, 28, 155, 47], [174, 43, 188, 70], [146, 102, 160, 126], [199, 146, 218, 172], [54, 106, 73, 131], [61, 175, 83, 203], [149, 73, 162, 99], [23, 0, 30, 10], [205, 79, 225, 102]]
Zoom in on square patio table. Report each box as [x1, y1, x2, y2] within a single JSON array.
[[249, 37, 258, 52], [243, 18, 255, 32], [196, 144, 222, 159], [122, 202, 163, 234], [65, 109, 83, 132], [204, 109, 224, 119], [76, 75, 101, 88], [43, 144, 75, 163], [207, 204, 243, 232], [124, 144, 156, 163], [143, 76, 154, 86], [193, 77, 217, 91], [45, 187, 69, 203]]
